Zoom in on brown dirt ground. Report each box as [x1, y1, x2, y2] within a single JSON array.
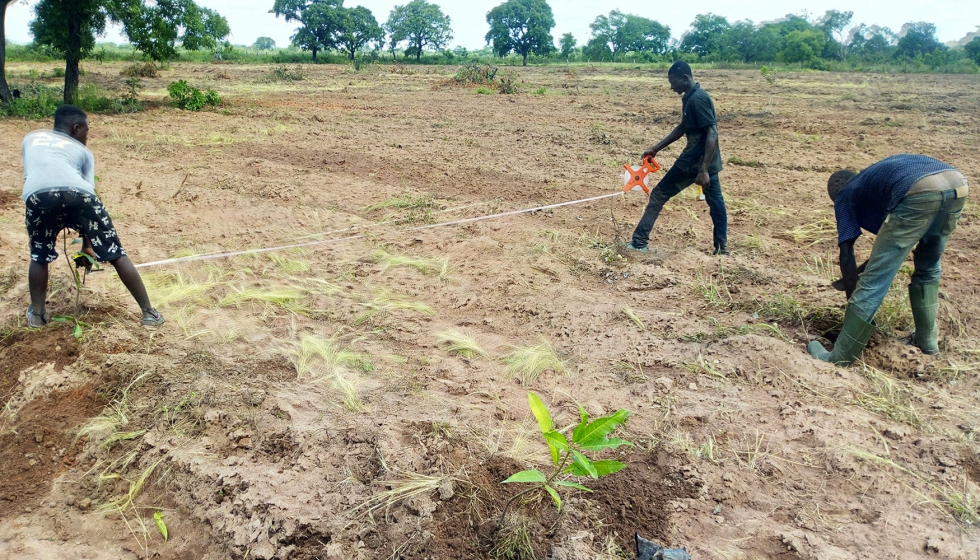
[[1, 61, 980, 559]]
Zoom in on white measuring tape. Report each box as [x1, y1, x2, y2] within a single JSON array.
[[135, 191, 624, 269]]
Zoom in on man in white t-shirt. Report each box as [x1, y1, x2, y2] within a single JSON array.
[[22, 105, 164, 329]]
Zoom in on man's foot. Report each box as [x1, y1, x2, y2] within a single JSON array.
[[626, 242, 649, 253], [26, 306, 50, 329], [714, 245, 730, 256], [141, 308, 165, 328]]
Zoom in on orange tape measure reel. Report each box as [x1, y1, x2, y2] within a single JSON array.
[[622, 156, 661, 194]]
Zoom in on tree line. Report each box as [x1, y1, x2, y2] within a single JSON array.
[[2, 0, 979, 108]]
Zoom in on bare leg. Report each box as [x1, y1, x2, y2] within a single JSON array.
[[109, 256, 152, 311], [28, 260, 49, 315]]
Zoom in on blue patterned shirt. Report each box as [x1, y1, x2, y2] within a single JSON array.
[[834, 154, 955, 245]]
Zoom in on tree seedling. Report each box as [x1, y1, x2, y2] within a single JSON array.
[[498, 392, 631, 526]]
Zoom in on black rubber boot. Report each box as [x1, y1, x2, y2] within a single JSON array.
[[909, 283, 939, 355], [807, 307, 876, 366]]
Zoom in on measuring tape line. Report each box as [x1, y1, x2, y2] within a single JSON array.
[[135, 191, 624, 269]]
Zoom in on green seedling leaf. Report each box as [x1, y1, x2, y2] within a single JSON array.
[[572, 404, 590, 442], [528, 392, 553, 433], [502, 469, 547, 484], [577, 436, 632, 452], [554, 480, 592, 492], [543, 429, 568, 466], [592, 460, 626, 476], [153, 511, 168, 540], [543, 484, 562, 511], [572, 409, 630, 445], [571, 450, 598, 479], [72, 323, 83, 338]]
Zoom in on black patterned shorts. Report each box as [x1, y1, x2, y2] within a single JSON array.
[[24, 188, 127, 263]]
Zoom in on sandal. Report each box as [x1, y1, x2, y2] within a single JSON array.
[[26, 306, 51, 329]]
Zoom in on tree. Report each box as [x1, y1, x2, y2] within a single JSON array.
[[589, 10, 669, 61], [385, 0, 452, 62], [817, 9, 852, 60], [849, 24, 896, 59], [272, 0, 342, 62], [583, 36, 612, 61], [743, 24, 783, 62], [1, 0, 22, 105], [31, 0, 229, 104], [782, 29, 825, 64], [484, 0, 555, 66], [333, 6, 383, 60], [680, 13, 730, 58], [253, 36, 276, 50], [896, 21, 943, 59], [717, 19, 756, 61], [966, 36, 980, 65], [559, 32, 575, 60]]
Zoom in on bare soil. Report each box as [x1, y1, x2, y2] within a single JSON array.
[[1, 62, 979, 559]]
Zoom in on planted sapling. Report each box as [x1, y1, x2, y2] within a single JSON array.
[[498, 392, 632, 525]]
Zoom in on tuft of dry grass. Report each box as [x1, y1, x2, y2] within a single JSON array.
[[435, 329, 490, 359], [501, 338, 568, 385], [853, 364, 922, 427], [619, 305, 646, 331], [783, 218, 837, 245]]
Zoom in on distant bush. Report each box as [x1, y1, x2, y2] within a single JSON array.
[[167, 80, 221, 111], [265, 65, 304, 81], [453, 62, 497, 85], [121, 62, 158, 78], [1, 81, 60, 119]]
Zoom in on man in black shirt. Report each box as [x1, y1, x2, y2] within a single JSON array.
[[628, 61, 728, 255]]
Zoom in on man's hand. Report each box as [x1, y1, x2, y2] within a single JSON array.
[[695, 169, 710, 187], [642, 147, 659, 161], [838, 240, 859, 300]]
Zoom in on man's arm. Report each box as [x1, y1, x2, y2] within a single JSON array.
[[696, 124, 718, 187], [642, 124, 684, 160], [838, 240, 859, 299]]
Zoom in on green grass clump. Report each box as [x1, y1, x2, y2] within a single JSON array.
[[435, 329, 490, 359], [372, 249, 449, 278], [502, 338, 567, 385], [219, 285, 309, 314], [356, 290, 435, 324], [365, 194, 435, 212], [143, 271, 218, 308], [291, 334, 375, 378]]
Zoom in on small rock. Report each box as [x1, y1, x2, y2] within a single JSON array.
[[34, 432, 43, 444], [242, 389, 267, 407], [925, 537, 942, 554], [937, 456, 957, 468], [883, 427, 907, 441], [713, 515, 724, 524], [78, 498, 91, 510], [438, 480, 454, 501], [655, 376, 674, 392], [688, 383, 698, 391], [713, 503, 723, 514]]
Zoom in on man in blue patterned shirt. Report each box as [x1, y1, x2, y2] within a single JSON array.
[[808, 154, 968, 365]]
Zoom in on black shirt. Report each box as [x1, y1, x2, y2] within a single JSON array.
[[674, 83, 723, 175]]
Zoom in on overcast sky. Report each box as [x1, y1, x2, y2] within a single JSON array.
[[4, 0, 979, 50]]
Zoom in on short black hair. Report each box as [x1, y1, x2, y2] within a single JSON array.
[[54, 104, 87, 132], [668, 60, 693, 79], [827, 169, 857, 202]]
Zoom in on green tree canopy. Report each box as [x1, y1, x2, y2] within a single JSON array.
[[589, 10, 670, 61], [965, 36, 980, 65], [782, 29, 826, 63], [558, 32, 575, 59], [485, 0, 555, 66], [385, 0, 452, 62], [253, 36, 276, 50], [30, 0, 229, 103], [817, 9, 852, 59], [272, 0, 341, 62], [333, 5, 383, 60], [680, 13, 730, 58], [896, 21, 943, 59]]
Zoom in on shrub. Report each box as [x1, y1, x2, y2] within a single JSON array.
[[265, 65, 304, 82], [121, 62, 158, 78], [453, 62, 498, 85], [167, 80, 221, 111], [1, 81, 61, 119]]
